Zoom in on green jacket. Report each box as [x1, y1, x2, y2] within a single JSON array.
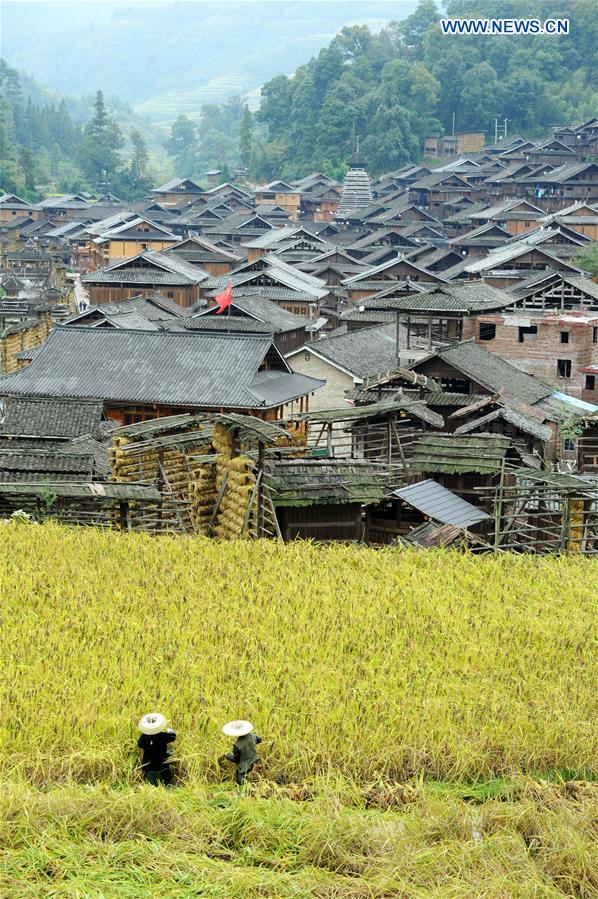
[[226, 733, 262, 773]]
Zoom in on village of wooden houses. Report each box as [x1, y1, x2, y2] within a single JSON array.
[[1, 119, 598, 555]]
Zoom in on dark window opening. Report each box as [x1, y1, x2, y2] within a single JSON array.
[[441, 376, 470, 393], [593, 327, 597, 344], [560, 331, 569, 343], [519, 325, 538, 342], [166, 291, 175, 299], [563, 438, 575, 452], [585, 374, 596, 391], [479, 322, 496, 341], [557, 359, 572, 378]]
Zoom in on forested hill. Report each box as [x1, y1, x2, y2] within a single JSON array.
[[0, 60, 169, 201], [246, 0, 597, 181]]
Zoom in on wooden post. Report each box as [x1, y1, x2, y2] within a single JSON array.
[[391, 420, 408, 472], [257, 442, 265, 537], [327, 422, 333, 457], [559, 495, 570, 552], [119, 499, 128, 531], [395, 312, 401, 363], [494, 457, 506, 549]]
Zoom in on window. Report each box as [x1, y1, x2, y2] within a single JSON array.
[[563, 438, 575, 452], [479, 322, 496, 341], [560, 331, 569, 343], [586, 374, 596, 391], [166, 291, 174, 299], [594, 327, 598, 344], [557, 359, 572, 378], [519, 325, 538, 342]]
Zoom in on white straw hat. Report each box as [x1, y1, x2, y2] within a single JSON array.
[[222, 720, 253, 737], [138, 712, 168, 735]]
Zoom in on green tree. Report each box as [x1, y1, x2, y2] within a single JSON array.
[[397, 0, 441, 59], [459, 62, 502, 131], [165, 114, 199, 175], [239, 105, 253, 167], [0, 98, 20, 191], [18, 147, 36, 191], [573, 244, 598, 277], [257, 75, 293, 139], [78, 90, 124, 188]]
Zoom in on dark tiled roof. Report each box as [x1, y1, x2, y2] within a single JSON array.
[[417, 341, 552, 405], [0, 449, 95, 481], [379, 283, 516, 313], [82, 269, 194, 286], [0, 327, 323, 410], [195, 292, 309, 331], [181, 316, 272, 334], [0, 396, 104, 438], [300, 323, 398, 379]]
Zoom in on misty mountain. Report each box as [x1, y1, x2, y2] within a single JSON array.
[[2, 1, 415, 124]]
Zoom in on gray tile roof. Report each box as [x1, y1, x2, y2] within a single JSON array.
[[423, 341, 552, 405], [393, 478, 490, 526], [454, 406, 552, 442], [0, 327, 323, 410], [0, 449, 95, 482], [297, 324, 398, 379], [194, 291, 309, 331], [378, 283, 517, 314], [82, 269, 194, 286], [0, 396, 104, 439]]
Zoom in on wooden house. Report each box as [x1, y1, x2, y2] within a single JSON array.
[[406, 432, 513, 506], [264, 459, 389, 540], [0, 327, 324, 425], [254, 181, 301, 220], [366, 476, 491, 545], [188, 290, 310, 354], [0, 193, 40, 223], [90, 217, 179, 264], [149, 178, 205, 207], [341, 257, 447, 303], [163, 236, 242, 275], [82, 250, 208, 307]]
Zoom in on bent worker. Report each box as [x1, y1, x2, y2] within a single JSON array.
[[137, 712, 176, 786], [222, 720, 262, 785]]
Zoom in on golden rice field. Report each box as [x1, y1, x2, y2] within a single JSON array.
[[1, 523, 596, 897], [1, 522, 596, 784]]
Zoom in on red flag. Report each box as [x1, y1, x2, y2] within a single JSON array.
[[214, 282, 233, 314]]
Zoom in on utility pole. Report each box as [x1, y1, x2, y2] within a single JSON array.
[[452, 112, 456, 137]]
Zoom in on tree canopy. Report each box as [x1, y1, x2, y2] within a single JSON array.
[[249, 0, 597, 180]]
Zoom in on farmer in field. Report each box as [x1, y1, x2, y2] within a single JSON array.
[[137, 712, 176, 786], [221, 720, 262, 785]]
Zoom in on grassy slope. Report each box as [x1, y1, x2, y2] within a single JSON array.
[[0, 524, 596, 896], [2, 780, 596, 897]]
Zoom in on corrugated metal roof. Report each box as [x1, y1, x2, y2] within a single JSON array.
[[0, 327, 324, 410], [393, 478, 490, 526]]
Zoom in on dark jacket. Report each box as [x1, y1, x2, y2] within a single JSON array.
[[137, 729, 176, 769], [226, 733, 262, 773]]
